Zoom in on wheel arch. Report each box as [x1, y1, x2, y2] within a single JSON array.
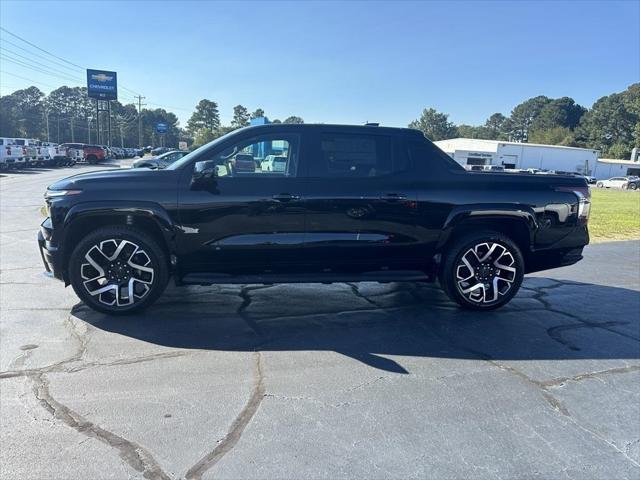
[[60, 202, 176, 284], [436, 205, 538, 262]]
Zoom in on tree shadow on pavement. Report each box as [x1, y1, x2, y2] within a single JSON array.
[[74, 278, 640, 373]]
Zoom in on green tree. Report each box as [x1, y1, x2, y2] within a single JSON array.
[[484, 113, 507, 139], [283, 116, 304, 124], [576, 84, 638, 157], [231, 104, 250, 128], [528, 127, 576, 146], [457, 124, 493, 139], [531, 97, 586, 133], [251, 108, 265, 119], [192, 128, 217, 148], [187, 99, 220, 134], [508, 95, 551, 142], [0, 86, 45, 139], [408, 108, 458, 141], [608, 142, 632, 159]]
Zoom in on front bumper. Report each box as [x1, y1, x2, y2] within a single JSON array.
[[38, 218, 64, 281]]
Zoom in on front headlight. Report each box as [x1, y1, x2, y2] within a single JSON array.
[[44, 189, 82, 198]]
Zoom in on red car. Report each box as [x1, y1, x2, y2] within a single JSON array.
[[60, 144, 106, 164]]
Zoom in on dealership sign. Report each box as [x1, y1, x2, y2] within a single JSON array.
[[156, 122, 169, 134], [86, 69, 118, 100]]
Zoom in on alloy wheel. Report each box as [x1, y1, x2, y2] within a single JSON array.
[[80, 239, 155, 307], [455, 242, 517, 304]]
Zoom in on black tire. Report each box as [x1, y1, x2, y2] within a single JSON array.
[[439, 231, 525, 310], [86, 154, 98, 165], [596, 182, 604, 188], [69, 226, 169, 315], [629, 183, 637, 190]]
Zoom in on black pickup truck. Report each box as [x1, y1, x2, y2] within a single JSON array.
[[38, 124, 590, 314]]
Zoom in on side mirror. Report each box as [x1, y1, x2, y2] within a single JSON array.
[[193, 160, 216, 179], [191, 160, 218, 190]]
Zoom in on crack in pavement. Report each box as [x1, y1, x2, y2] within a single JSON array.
[[182, 285, 270, 479], [5, 305, 174, 479], [184, 350, 265, 480], [4, 276, 639, 477], [31, 372, 171, 480]]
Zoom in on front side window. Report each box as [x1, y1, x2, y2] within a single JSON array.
[[311, 133, 401, 178], [203, 134, 299, 177]]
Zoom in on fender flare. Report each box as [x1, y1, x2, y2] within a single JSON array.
[[436, 204, 539, 251], [62, 200, 177, 251]]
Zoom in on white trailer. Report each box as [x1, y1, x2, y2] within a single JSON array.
[[434, 138, 599, 175]]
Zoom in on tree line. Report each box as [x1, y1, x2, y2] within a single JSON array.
[[0, 86, 305, 149], [409, 83, 639, 159], [1, 83, 637, 159]]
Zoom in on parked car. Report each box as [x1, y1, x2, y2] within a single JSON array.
[[595, 177, 629, 189], [38, 123, 590, 315], [261, 154, 288, 172], [0, 138, 26, 169], [131, 150, 189, 169], [625, 176, 640, 190], [60, 143, 107, 164], [39, 142, 70, 167], [10, 138, 38, 166], [151, 147, 171, 156]]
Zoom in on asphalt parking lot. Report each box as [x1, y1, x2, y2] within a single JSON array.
[[1, 164, 639, 480]]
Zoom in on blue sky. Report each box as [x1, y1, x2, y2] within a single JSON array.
[[1, 0, 638, 128]]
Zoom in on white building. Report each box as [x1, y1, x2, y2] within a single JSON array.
[[593, 158, 640, 179], [434, 138, 599, 175]]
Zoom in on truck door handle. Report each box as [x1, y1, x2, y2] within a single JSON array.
[[380, 193, 407, 201], [272, 193, 300, 202]]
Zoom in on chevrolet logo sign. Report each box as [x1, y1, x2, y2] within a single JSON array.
[[91, 73, 113, 82]]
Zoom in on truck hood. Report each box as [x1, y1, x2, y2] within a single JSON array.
[[47, 168, 167, 191]]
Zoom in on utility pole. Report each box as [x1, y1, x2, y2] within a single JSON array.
[[88, 117, 92, 144], [44, 110, 50, 142], [70, 117, 75, 142], [134, 95, 145, 148]]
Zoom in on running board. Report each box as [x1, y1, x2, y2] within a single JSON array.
[[180, 270, 430, 286]]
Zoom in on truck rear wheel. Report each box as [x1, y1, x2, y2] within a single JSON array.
[[69, 226, 169, 315], [439, 231, 524, 310]]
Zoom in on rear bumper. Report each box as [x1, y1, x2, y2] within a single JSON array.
[[38, 219, 64, 281], [525, 247, 584, 274], [526, 225, 588, 273]]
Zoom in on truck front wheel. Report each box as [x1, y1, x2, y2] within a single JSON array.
[[439, 231, 524, 310], [69, 226, 169, 315]]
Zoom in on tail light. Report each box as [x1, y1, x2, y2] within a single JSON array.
[[555, 186, 591, 225], [5, 147, 10, 155], [22, 147, 28, 155]]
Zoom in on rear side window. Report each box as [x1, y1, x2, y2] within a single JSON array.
[[408, 140, 465, 172], [311, 133, 405, 178]]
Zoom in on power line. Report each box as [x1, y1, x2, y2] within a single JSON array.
[[0, 27, 141, 97], [0, 27, 85, 70], [0, 54, 84, 84], [0, 38, 83, 73], [0, 47, 86, 81], [1, 28, 192, 115]]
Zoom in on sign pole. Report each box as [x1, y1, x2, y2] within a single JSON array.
[[107, 101, 112, 147], [95, 99, 100, 145]]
